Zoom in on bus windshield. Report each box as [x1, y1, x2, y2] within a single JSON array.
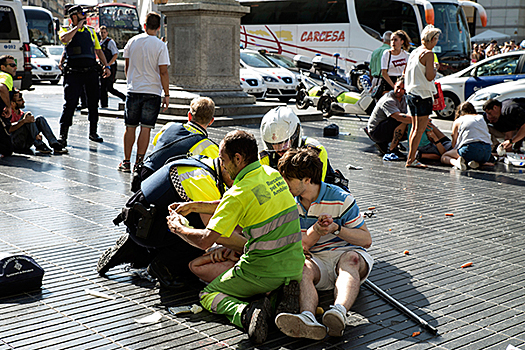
[[24, 8, 56, 45], [418, 3, 471, 72], [90, 5, 141, 49]]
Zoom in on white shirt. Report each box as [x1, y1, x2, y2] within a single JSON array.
[[404, 46, 435, 99], [100, 37, 118, 56], [123, 33, 170, 96], [381, 50, 408, 76]]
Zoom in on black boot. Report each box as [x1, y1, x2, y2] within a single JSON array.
[[241, 297, 272, 344], [89, 123, 103, 143], [58, 125, 69, 147]]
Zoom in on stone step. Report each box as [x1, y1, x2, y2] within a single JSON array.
[[88, 107, 324, 127], [116, 101, 283, 117]]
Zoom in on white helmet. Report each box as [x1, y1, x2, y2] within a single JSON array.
[[260, 106, 302, 153]]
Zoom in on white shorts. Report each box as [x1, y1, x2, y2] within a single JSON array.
[[311, 249, 374, 291]]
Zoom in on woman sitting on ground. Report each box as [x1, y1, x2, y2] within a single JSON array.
[[441, 102, 494, 170]]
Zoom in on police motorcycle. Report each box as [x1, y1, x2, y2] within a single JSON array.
[[293, 55, 326, 110], [315, 53, 375, 117]]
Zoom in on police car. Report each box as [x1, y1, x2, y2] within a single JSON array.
[[240, 65, 266, 99], [436, 51, 525, 119], [240, 49, 298, 102]]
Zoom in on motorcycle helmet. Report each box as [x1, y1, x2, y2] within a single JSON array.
[[260, 106, 302, 154]]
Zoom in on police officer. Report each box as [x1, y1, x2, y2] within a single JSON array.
[[58, 4, 111, 147], [99, 25, 125, 108]]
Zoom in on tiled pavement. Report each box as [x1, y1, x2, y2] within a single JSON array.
[[1, 102, 524, 349]]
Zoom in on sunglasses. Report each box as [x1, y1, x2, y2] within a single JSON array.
[[6, 63, 16, 67]]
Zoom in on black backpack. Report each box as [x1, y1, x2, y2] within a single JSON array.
[[0, 253, 45, 296]]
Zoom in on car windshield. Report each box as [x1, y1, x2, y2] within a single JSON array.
[[46, 47, 63, 55], [241, 52, 276, 68], [30, 45, 48, 58], [267, 55, 296, 69]]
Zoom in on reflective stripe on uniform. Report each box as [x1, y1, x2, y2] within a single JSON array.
[[248, 231, 301, 251], [200, 291, 229, 313], [190, 139, 215, 156], [249, 210, 299, 240], [178, 168, 210, 182]]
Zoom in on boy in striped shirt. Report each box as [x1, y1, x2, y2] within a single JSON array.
[[276, 148, 373, 340]]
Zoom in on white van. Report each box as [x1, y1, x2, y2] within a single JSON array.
[[0, 0, 32, 90]]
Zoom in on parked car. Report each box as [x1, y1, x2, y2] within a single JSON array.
[[436, 51, 525, 119], [240, 49, 298, 102], [467, 78, 525, 113], [30, 44, 61, 84], [42, 45, 64, 65], [240, 66, 266, 99]]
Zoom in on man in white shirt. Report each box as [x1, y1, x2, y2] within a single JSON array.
[[119, 12, 170, 173]]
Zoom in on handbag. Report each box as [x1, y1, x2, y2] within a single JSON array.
[[372, 51, 392, 99], [432, 82, 445, 111]]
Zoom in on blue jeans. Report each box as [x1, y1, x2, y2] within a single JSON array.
[[407, 94, 433, 117], [11, 116, 59, 151], [124, 93, 161, 128], [458, 142, 492, 163]]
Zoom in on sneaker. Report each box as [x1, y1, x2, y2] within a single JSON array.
[[51, 144, 68, 154], [97, 234, 142, 275], [35, 144, 52, 154], [391, 147, 407, 160], [118, 160, 131, 173], [451, 156, 466, 171], [89, 133, 103, 143], [275, 312, 327, 340], [322, 305, 347, 337], [241, 297, 272, 344], [468, 160, 479, 169]]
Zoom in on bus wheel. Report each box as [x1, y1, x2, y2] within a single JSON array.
[[319, 95, 335, 117], [295, 90, 309, 109]]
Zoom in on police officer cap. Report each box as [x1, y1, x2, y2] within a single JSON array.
[[67, 4, 84, 16]]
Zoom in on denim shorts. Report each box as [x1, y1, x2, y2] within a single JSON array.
[[407, 94, 433, 117], [124, 93, 161, 128], [458, 141, 492, 163]]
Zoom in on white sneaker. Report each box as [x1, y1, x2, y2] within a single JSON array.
[[468, 160, 479, 169], [451, 156, 467, 171], [275, 312, 327, 340], [322, 305, 347, 337]]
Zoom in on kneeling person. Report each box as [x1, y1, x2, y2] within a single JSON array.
[[276, 148, 373, 340]]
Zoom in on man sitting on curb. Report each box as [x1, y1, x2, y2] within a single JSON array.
[[275, 148, 373, 340], [365, 78, 411, 159], [9, 90, 68, 155]]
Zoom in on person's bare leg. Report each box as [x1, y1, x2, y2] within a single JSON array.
[[323, 251, 369, 337], [188, 255, 236, 284], [136, 126, 152, 163], [389, 123, 407, 152], [407, 115, 429, 165], [123, 126, 136, 161], [275, 259, 326, 340], [441, 149, 460, 166]]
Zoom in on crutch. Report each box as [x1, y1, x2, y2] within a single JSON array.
[[364, 279, 438, 335]]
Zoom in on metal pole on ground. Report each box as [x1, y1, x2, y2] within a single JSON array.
[[364, 279, 438, 335]]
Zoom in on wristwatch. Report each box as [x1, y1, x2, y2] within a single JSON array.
[[105, 66, 110, 69], [333, 223, 341, 235]]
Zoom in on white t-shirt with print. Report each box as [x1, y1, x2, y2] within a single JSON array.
[[381, 50, 409, 77], [123, 33, 170, 96]]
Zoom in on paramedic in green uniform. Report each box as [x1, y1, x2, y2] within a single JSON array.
[[167, 130, 305, 344]]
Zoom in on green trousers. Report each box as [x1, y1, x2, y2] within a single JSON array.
[[200, 266, 302, 328]]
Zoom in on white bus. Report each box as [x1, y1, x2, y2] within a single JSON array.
[[239, 0, 487, 75], [23, 6, 57, 46]]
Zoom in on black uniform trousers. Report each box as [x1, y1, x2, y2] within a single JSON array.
[[100, 65, 125, 107], [60, 68, 100, 128]]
